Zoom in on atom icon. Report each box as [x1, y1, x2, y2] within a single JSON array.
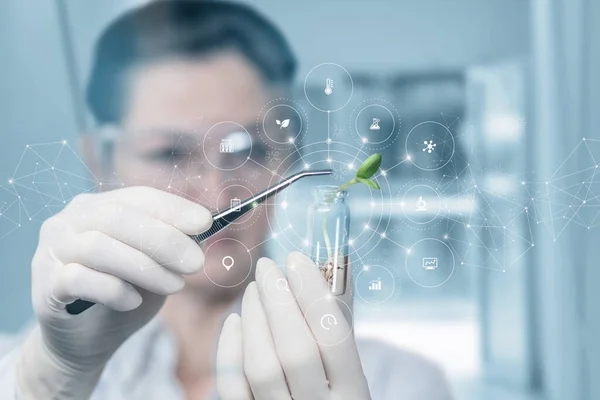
[[423, 140, 436, 153]]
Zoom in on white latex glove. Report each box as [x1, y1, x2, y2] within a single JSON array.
[[216, 252, 370, 400], [16, 186, 211, 400]]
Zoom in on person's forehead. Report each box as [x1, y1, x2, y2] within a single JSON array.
[[123, 52, 275, 131]]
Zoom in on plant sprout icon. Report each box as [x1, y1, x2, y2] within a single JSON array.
[[276, 119, 290, 129], [423, 140, 436, 153]]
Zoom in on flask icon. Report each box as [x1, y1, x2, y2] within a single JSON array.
[[415, 196, 427, 211]]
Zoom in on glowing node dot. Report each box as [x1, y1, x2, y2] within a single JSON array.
[[406, 155, 411, 160], [381, 170, 387, 176], [361, 137, 368, 143], [444, 234, 449, 239], [407, 249, 412, 254], [304, 163, 310, 169], [348, 163, 354, 169], [303, 239, 309, 246], [363, 265, 369, 271], [364, 224, 369, 230], [327, 159, 332, 163], [381, 232, 386, 238], [281, 200, 288, 210], [326, 138, 332, 144], [62, 140, 67, 145], [288, 138, 295, 144], [288, 223, 293, 229], [271, 233, 278, 239], [348, 239, 354, 246]]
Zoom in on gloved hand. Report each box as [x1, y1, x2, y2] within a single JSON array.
[[216, 252, 371, 400], [16, 187, 212, 400]]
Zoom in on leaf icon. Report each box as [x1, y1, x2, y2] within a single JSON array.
[[276, 120, 281, 125], [280, 119, 290, 128]]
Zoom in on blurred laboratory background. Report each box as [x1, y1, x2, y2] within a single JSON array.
[[1, 1, 599, 399]]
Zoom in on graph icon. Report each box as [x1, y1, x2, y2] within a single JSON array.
[[422, 257, 438, 270], [368, 278, 382, 291]]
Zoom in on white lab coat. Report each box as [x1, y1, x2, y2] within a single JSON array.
[[0, 316, 454, 399]]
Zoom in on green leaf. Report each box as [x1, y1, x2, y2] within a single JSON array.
[[356, 177, 380, 190], [356, 153, 382, 179]]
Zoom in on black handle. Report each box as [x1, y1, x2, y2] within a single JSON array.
[[66, 299, 95, 315]]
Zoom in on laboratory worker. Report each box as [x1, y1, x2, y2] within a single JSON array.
[[0, 1, 453, 399]]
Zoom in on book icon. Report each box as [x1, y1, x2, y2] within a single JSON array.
[[422, 257, 438, 270], [368, 278, 382, 291]]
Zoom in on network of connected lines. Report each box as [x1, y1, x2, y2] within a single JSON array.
[[1, 63, 596, 305]]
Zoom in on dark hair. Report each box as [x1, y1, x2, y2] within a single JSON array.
[[86, 0, 297, 125]]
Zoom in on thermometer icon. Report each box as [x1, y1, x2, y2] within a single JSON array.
[[324, 78, 333, 95]]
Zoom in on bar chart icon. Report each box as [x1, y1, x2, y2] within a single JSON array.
[[368, 278, 382, 291]]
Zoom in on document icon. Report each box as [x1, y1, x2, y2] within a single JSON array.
[[422, 257, 438, 270], [230, 198, 241, 211]]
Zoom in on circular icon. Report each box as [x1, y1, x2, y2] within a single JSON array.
[[213, 181, 260, 227], [260, 266, 302, 305], [304, 296, 353, 346], [320, 314, 337, 330], [202, 121, 253, 171], [204, 238, 252, 288], [355, 264, 396, 305], [265, 140, 392, 261], [401, 184, 442, 225], [405, 121, 455, 171], [276, 278, 289, 291], [405, 238, 455, 288], [262, 104, 303, 144], [304, 63, 353, 113]]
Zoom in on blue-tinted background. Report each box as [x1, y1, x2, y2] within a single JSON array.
[[0, 1, 598, 399]]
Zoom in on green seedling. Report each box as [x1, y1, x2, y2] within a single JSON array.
[[321, 153, 383, 260]]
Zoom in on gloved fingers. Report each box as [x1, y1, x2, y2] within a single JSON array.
[[65, 202, 205, 275], [241, 283, 292, 400], [51, 262, 142, 312], [338, 258, 354, 324], [286, 252, 369, 396], [74, 186, 213, 235], [52, 231, 185, 296], [254, 259, 329, 400], [216, 313, 254, 400]]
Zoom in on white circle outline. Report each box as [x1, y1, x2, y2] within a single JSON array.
[[264, 140, 392, 260], [202, 121, 253, 172], [405, 121, 456, 171], [354, 104, 396, 145], [405, 238, 456, 288], [262, 104, 303, 144], [203, 238, 253, 288], [261, 265, 303, 305], [355, 264, 396, 305], [401, 184, 442, 225], [303, 63, 354, 113], [214, 183, 258, 226], [303, 296, 354, 347]]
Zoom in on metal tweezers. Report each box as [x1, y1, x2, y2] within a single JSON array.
[[66, 169, 332, 315]]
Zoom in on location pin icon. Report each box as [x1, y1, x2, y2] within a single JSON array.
[[222, 256, 235, 271]]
